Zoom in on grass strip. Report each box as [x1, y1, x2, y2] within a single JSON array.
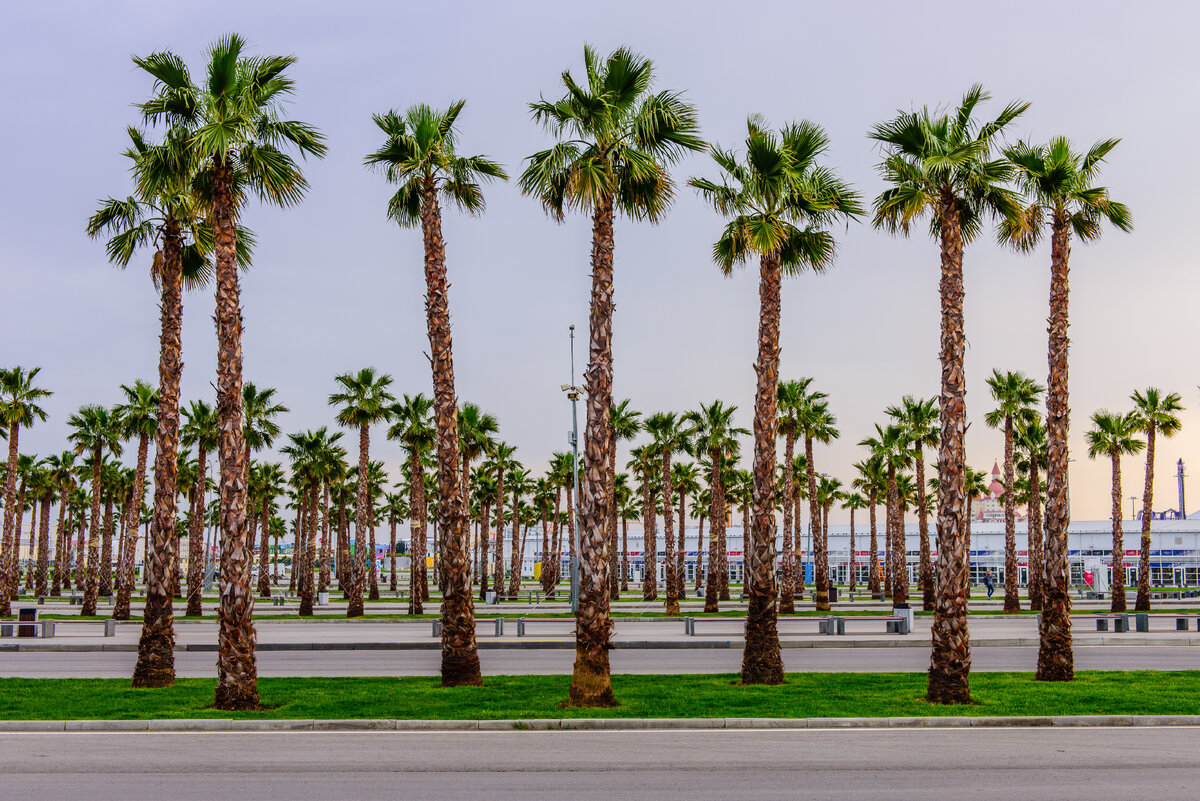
[[0, 671, 1196, 721]]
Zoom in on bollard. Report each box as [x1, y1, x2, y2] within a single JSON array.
[[1135, 613, 1149, 633], [1177, 618, 1188, 631], [432, 620, 443, 637], [1096, 618, 1109, 631], [103, 619, 117, 637], [517, 619, 526, 636], [41, 620, 55, 638], [835, 617, 845, 636]]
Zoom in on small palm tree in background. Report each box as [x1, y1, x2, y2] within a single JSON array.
[[1129, 388, 1183, 611], [0, 367, 51, 617], [1015, 416, 1048, 610], [984, 370, 1044, 613], [886, 396, 938, 610], [112, 381, 157, 620], [645, 412, 689, 615], [776, 380, 809, 613], [180, 400, 218, 616], [1004, 135, 1131, 682], [871, 85, 1027, 704], [1086, 410, 1144, 613], [67, 405, 124, 617], [608, 400, 642, 600], [389, 394, 435, 613], [330, 368, 395, 618], [842, 492, 868, 592], [521, 46, 702, 706]]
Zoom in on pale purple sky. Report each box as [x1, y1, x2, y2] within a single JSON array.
[[3, 0, 1199, 523]]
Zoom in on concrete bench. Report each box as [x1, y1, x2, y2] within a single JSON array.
[[832, 615, 910, 635], [431, 618, 503, 637], [683, 616, 834, 636], [516, 617, 574, 636], [1, 619, 117, 638]]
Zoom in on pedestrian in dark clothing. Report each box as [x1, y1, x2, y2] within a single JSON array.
[[984, 569, 995, 600]]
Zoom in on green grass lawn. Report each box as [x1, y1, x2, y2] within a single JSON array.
[[0, 672, 1196, 720]]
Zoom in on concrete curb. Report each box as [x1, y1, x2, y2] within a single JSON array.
[[1, 715, 1198, 732], [4, 636, 1200, 652]]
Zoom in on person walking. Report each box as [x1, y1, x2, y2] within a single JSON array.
[[984, 569, 996, 600]]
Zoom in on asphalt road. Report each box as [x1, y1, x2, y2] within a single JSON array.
[[1, 645, 1197, 677], [3, 728, 1197, 800]]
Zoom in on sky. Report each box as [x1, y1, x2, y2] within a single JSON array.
[[3, 0, 1199, 525]]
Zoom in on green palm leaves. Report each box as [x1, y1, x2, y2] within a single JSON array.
[[691, 117, 861, 274]]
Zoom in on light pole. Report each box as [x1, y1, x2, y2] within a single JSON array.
[[561, 325, 583, 613]]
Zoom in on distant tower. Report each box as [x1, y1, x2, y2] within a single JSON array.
[[1178, 459, 1186, 519]]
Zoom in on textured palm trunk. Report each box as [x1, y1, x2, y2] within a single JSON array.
[[641, 476, 657, 601], [409, 451, 426, 614], [607, 439, 620, 601], [389, 514, 397, 593], [622, 515, 630, 593], [792, 485, 805, 600], [0, 419, 21, 616], [25, 497, 40, 594], [298, 491, 314, 617], [418, 181, 480, 687], [661, 450, 678, 615], [675, 492, 686, 601], [868, 491, 881, 599], [1002, 416, 1020, 612], [74, 515, 86, 594], [368, 501, 380, 601], [186, 446, 207, 617], [80, 451, 104, 616], [318, 484, 331, 593], [1027, 463, 1044, 611], [346, 423, 370, 618], [51, 501, 67, 597], [336, 498, 348, 591], [916, 452, 933, 610], [742, 251, 784, 684], [1135, 429, 1155, 612], [34, 495, 51, 597], [257, 495, 271, 598], [704, 452, 724, 613], [477, 497, 490, 600], [112, 495, 127, 599], [848, 508, 857, 592], [1108, 451, 1126, 613], [695, 515, 706, 593], [779, 431, 796, 613], [10, 493, 27, 600], [98, 494, 115, 598], [883, 497, 893, 601], [927, 199, 972, 705], [508, 486, 523, 597], [1036, 217, 1073, 681], [114, 434, 149, 619], [209, 157, 257, 711], [888, 466, 907, 605], [568, 193, 616, 708]]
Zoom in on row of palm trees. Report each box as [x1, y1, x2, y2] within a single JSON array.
[[29, 36, 1129, 709]]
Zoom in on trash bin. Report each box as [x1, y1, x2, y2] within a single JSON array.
[[317, 591, 329, 606], [17, 608, 38, 638], [485, 591, 498, 605], [892, 603, 913, 634], [828, 586, 839, 603]]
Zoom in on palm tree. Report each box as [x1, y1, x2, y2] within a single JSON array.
[[627, 445, 659, 602], [608, 400, 642, 600], [692, 116, 859, 682], [1129, 389, 1184, 611], [1003, 137, 1131, 681], [886, 396, 938, 610], [645, 412, 690, 615], [776, 379, 808, 613], [67, 405, 124, 617], [816, 475, 843, 592], [861, 423, 915, 606], [506, 466, 532, 597], [43, 451, 76, 597], [984, 370, 1044, 613], [488, 441, 517, 599], [329, 369, 394, 617], [842, 492, 868, 592], [28, 463, 55, 599], [521, 46, 702, 706], [111, 381, 157, 619], [456, 403, 499, 600], [1015, 416, 1048, 610], [254, 462, 286, 598], [365, 97, 504, 686], [671, 462, 700, 600], [0, 367, 51, 616], [871, 85, 1028, 705], [135, 33, 326, 709], [853, 456, 887, 600], [177, 400, 217, 616], [389, 394, 435, 613], [799, 398, 841, 611], [1087, 411, 1144, 613], [5, 454, 37, 601]]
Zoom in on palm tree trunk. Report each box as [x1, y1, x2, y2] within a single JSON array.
[[742, 251, 784, 684], [50, 498, 66, 597], [695, 515, 706, 594], [298, 491, 314, 617], [98, 493, 115, 598], [848, 508, 857, 593], [1109, 451, 1126, 613], [1135, 428, 1155, 611], [408, 450, 426, 614], [34, 495, 50, 597], [1036, 217, 1074, 682], [508, 487, 522, 597], [80, 451, 104, 616], [884, 497, 893, 601], [916, 452, 933, 610], [0, 419, 21, 616], [318, 483, 331, 593], [779, 432, 796, 613], [477, 498, 490, 600], [622, 515, 630, 593], [389, 514, 397, 593], [419, 181, 480, 687], [368, 501, 380, 601], [567, 192, 617, 708], [257, 496, 271, 598], [114, 432, 148, 619], [641, 477, 657, 601], [661, 451, 678, 615], [186, 447, 207, 617], [346, 423, 370, 618], [927, 200, 972, 705], [793, 487, 804, 600], [888, 467, 907, 606], [608, 436, 620, 601], [704, 453, 724, 613], [1002, 416, 1020, 612], [868, 491, 881, 599], [1028, 463, 1044, 611], [210, 156, 258, 711]]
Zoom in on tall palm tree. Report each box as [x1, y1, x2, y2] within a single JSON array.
[[886, 396, 939, 610], [861, 423, 915, 606], [389, 394, 435, 613], [608, 400, 642, 600], [685, 401, 748, 615], [1004, 136, 1131, 681], [776, 379, 808, 613], [456, 403, 499, 599], [0, 367, 51, 617], [111, 381, 157, 619], [644, 412, 689, 615], [799, 398, 841, 611], [1086, 411, 1144, 613], [43, 451, 76, 597], [1015, 416, 1048, 611], [842, 492, 868, 592], [136, 33, 326, 709], [365, 98, 504, 687], [67, 405, 124, 616], [692, 118, 858, 682], [1129, 389, 1183, 611], [984, 370, 1044, 613], [329, 368, 394, 617], [180, 401, 218, 616], [521, 46, 702, 706], [871, 85, 1028, 704], [853, 455, 887, 600]]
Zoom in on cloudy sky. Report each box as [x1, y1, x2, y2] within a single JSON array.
[[3, 0, 1198, 524]]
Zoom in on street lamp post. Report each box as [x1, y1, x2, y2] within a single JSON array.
[[561, 325, 583, 614]]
